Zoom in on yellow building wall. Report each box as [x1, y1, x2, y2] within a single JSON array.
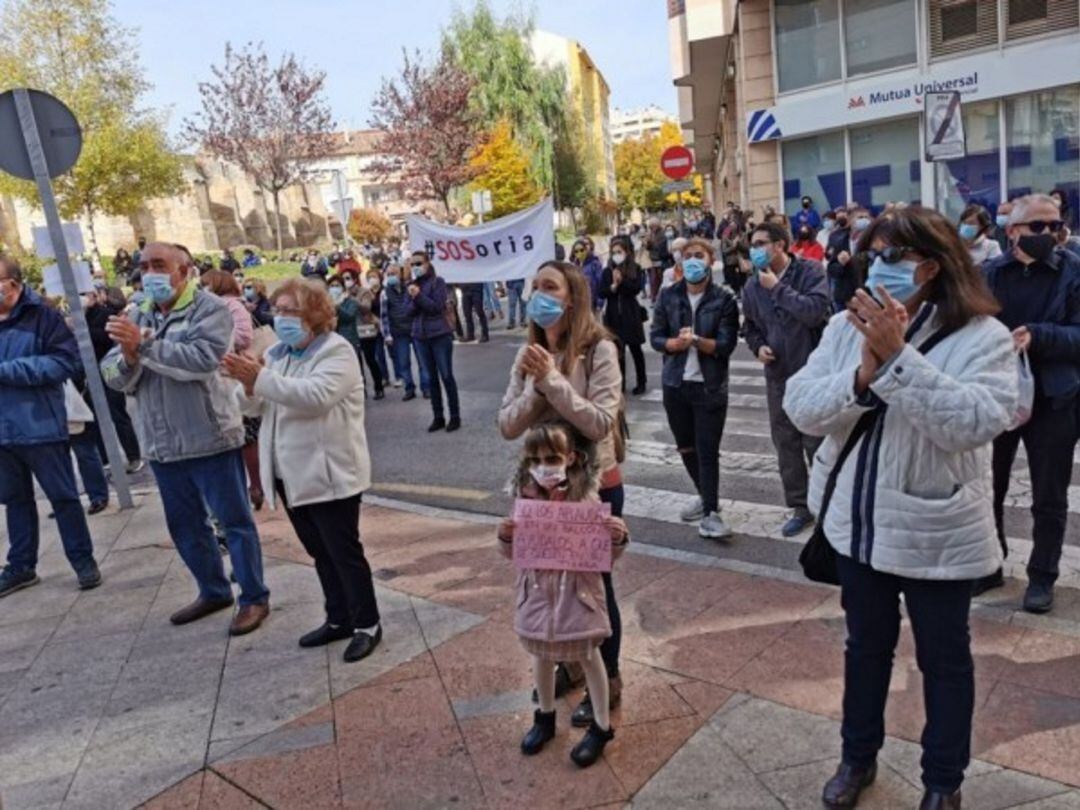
[[565, 41, 617, 201]]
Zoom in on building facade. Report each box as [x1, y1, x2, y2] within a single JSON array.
[[531, 30, 618, 200], [612, 105, 677, 142], [670, 0, 1080, 228]]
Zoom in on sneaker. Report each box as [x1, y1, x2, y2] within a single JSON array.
[[699, 512, 733, 540], [0, 567, 41, 599], [125, 459, 145, 474], [76, 561, 102, 590], [781, 511, 814, 538], [392, 379, 404, 388], [1023, 581, 1054, 614], [680, 497, 705, 523]]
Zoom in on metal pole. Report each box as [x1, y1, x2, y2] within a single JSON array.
[[13, 89, 134, 509], [677, 191, 685, 231]]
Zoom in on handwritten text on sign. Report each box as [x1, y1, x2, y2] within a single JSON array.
[[512, 499, 612, 572]]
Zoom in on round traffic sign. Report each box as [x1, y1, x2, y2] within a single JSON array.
[[0, 89, 82, 181], [660, 145, 694, 180]]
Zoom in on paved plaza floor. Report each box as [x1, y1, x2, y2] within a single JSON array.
[[2, 494, 1080, 809]]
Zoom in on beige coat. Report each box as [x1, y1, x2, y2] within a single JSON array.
[[242, 331, 371, 509], [498, 338, 622, 473]]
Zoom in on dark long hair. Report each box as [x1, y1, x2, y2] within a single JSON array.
[[607, 235, 641, 286], [861, 206, 1000, 332]]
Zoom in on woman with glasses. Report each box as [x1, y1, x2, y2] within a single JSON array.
[[649, 237, 741, 540], [222, 278, 383, 663], [571, 238, 604, 314], [784, 206, 1017, 810]]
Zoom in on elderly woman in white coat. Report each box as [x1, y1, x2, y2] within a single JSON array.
[[222, 277, 382, 664], [783, 207, 1018, 810]]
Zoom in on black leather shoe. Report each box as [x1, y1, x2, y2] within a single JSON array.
[[374, 390, 385, 400], [427, 418, 446, 432], [822, 762, 877, 808], [631, 383, 647, 396], [972, 567, 1004, 596], [343, 625, 382, 662], [403, 391, 417, 402], [570, 721, 614, 768], [76, 561, 102, 591], [446, 417, 461, 433], [298, 622, 354, 648], [920, 789, 961, 810], [1023, 581, 1054, 614], [86, 500, 109, 516], [521, 709, 556, 755]]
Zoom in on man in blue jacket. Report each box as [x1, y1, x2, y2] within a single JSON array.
[[982, 194, 1080, 614], [0, 256, 101, 597]]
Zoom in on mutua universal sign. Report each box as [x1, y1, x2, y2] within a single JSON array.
[[848, 72, 979, 109]]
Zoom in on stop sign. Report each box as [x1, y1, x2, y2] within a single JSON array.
[[660, 145, 694, 180]]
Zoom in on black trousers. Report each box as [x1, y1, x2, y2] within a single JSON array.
[[461, 288, 488, 340], [358, 339, 385, 394], [617, 339, 647, 391], [275, 481, 380, 630], [837, 555, 975, 793], [662, 382, 728, 514], [92, 383, 142, 463], [991, 395, 1079, 586], [598, 484, 624, 678]]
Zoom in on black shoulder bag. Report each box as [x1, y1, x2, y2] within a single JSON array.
[[798, 325, 958, 585]]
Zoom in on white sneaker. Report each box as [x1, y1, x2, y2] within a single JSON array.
[[125, 459, 145, 474], [680, 497, 705, 523], [699, 512, 733, 540], [392, 379, 404, 388]]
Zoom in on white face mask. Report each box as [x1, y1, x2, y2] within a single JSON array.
[[673, 249, 683, 262], [611, 252, 626, 265], [530, 464, 567, 491]]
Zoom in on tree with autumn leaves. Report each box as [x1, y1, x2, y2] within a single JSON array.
[[467, 120, 542, 218], [614, 121, 703, 214]]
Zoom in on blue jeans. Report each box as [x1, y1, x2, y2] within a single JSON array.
[[837, 554, 974, 793], [415, 334, 460, 421], [150, 448, 269, 606], [391, 334, 431, 396], [506, 280, 526, 326], [483, 282, 502, 317], [71, 431, 109, 504], [0, 441, 96, 574]]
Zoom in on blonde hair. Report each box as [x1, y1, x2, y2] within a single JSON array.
[[270, 277, 336, 334], [528, 261, 610, 375], [683, 237, 716, 261], [513, 423, 598, 501]]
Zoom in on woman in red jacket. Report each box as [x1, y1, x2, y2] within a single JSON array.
[[791, 225, 826, 264]]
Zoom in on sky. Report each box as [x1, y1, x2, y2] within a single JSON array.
[[111, 0, 677, 139]]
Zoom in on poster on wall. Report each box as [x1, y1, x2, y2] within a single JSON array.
[[924, 92, 967, 162]]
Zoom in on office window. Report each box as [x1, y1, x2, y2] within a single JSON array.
[[1006, 86, 1080, 229], [1006, 0, 1079, 40], [775, 0, 842, 92], [850, 118, 921, 212], [928, 0, 998, 58], [782, 132, 846, 215], [844, 0, 918, 76], [934, 100, 1001, 221]]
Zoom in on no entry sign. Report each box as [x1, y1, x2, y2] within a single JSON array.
[[660, 145, 694, 180]]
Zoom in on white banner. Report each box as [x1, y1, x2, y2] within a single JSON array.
[[406, 197, 555, 283]]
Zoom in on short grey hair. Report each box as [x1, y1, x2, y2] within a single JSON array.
[[1009, 193, 1060, 226], [0, 255, 23, 284]]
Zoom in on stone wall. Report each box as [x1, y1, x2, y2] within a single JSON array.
[[0, 156, 333, 258]]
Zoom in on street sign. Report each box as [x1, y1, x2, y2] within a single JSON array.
[[471, 189, 492, 215], [924, 92, 966, 162], [662, 180, 695, 194], [33, 223, 84, 258], [660, 145, 694, 180], [329, 170, 353, 239], [0, 88, 133, 509]]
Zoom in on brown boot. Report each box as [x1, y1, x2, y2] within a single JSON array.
[[229, 602, 270, 636], [170, 597, 234, 626]]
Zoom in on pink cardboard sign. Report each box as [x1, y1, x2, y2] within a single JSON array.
[[512, 499, 613, 572]]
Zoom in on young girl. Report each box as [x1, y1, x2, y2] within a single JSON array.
[[498, 423, 629, 768]]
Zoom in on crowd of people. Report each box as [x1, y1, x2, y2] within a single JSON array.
[[1, 184, 1078, 804]]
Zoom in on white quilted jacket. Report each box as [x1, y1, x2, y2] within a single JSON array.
[[783, 305, 1018, 580]]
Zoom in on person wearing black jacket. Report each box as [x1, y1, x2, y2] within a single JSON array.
[[981, 193, 1080, 614], [645, 219, 672, 301], [650, 238, 741, 540], [600, 236, 647, 395], [825, 207, 871, 312]]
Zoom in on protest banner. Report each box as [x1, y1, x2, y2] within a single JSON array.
[[512, 499, 613, 573], [406, 197, 555, 283]]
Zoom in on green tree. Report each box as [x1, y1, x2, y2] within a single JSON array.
[[441, 1, 567, 190], [614, 121, 703, 215], [468, 119, 542, 218], [0, 0, 186, 258], [552, 107, 595, 216]]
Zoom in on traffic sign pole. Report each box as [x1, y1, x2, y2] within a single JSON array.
[[12, 89, 134, 509]]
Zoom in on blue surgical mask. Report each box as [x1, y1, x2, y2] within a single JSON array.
[[866, 256, 922, 303], [525, 291, 565, 328], [996, 214, 1009, 228], [386, 275, 400, 288], [682, 257, 709, 284], [959, 223, 979, 241], [273, 315, 310, 348], [142, 273, 175, 304], [411, 265, 425, 280], [749, 246, 770, 269], [853, 217, 871, 231], [243, 287, 256, 302]]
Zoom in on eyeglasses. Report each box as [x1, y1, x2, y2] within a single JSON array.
[[1016, 220, 1064, 234], [271, 306, 303, 317], [749, 240, 773, 248], [864, 246, 916, 264], [410, 263, 424, 269]]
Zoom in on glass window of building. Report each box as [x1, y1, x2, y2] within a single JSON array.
[[1006, 86, 1080, 229], [775, 0, 842, 93], [850, 118, 921, 213], [934, 100, 1001, 222], [844, 0, 918, 76], [782, 132, 847, 216]]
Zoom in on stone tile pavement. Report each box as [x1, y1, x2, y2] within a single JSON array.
[[1, 494, 1079, 808]]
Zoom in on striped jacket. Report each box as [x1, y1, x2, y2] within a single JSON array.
[[783, 304, 1017, 580]]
